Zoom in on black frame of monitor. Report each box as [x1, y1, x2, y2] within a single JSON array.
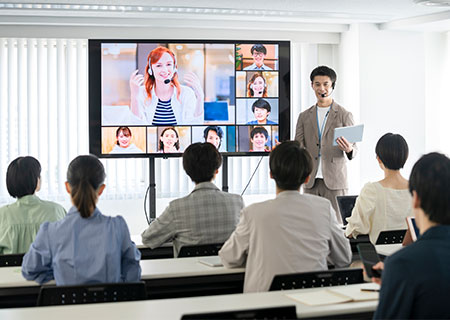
[[88, 39, 291, 158]]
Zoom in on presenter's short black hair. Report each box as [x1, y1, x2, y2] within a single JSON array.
[[310, 66, 337, 89], [183, 142, 222, 184], [250, 44, 267, 55], [251, 98, 271, 113], [375, 133, 409, 170], [270, 141, 312, 190], [409, 152, 450, 224], [250, 126, 269, 139], [6, 156, 41, 198]]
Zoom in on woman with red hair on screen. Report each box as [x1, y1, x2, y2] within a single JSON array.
[[129, 46, 204, 125]]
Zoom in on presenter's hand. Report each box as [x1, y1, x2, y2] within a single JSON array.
[[336, 136, 353, 153], [129, 70, 144, 98], [183, 72, 204, 117]]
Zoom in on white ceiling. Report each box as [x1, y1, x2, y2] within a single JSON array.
[[0, 0, 449, 32]]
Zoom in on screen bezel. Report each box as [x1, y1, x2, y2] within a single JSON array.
[[89, 39, 291, 158]]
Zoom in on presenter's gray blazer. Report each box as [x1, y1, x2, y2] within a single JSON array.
[[295, 101, 357, 190]]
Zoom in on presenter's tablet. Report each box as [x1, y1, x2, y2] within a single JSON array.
[[333, 124, 364, 146]]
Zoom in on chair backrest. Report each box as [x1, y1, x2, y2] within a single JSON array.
[[181, 306, 297, 319], [376, 229, 407, 244], [336, 195, 358, 225], [269, 268, 364, 291], [36, 282, 147, 306], [0, 253, 24, 267], [178, 243, 224, 258], [349, 234, 370, 253]]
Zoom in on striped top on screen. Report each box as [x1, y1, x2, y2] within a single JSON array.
[[152, 99, 177, 125]]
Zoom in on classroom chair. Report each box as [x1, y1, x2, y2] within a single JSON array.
[[375, 229, 407, 244], [269, 268, 364, 291], [36, 282, 147, 306], [0, 253, 24, 267], [178, 243, 224, 258], [181, 305, 298, 319]]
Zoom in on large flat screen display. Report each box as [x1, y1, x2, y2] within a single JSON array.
[[89, 40, 290, 157]]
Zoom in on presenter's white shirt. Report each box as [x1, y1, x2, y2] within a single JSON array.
[[316, 106, 331, 179], [345, 182, 413, 243], [219, 191, 352, 293]]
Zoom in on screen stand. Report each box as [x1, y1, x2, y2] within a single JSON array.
[[222, 155, 228, 192], [149, 157, 156, 220]]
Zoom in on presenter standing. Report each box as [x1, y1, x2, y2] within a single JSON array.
[[295, 66, 357, 222]]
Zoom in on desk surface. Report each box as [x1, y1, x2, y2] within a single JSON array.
[[375, 244, 403, 257], [0, 256, 244, 288], [0, 283, 377, 320]]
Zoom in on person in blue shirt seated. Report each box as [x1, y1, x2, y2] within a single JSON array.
[[243, 44, 273, 71], [246, 99, 277, 125], [371, 152, 450, 319], [22, 155, 141, 285]]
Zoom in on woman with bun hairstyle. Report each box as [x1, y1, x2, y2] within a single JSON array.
[[247, 72, 268, 98], [129, 46, 204, 125], [22, 155, 141, 285]]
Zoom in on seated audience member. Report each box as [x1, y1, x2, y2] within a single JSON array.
[[372, 152, 450, 319], [219, 141, 352, 293], [243, 44, 273, 71], [250, 126, 269, 152], [22, 155, 141, 285], [203, 126, 223, 149], [0, 157, 66, 255], [346, 133, 412, 243], [141, 143, 244, 257], [247, 99, 277, 125]]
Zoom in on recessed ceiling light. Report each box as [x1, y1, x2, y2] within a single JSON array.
[[415, 0, 450, 7]]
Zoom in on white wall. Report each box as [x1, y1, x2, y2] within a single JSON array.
[[339, 24, 431, 191]]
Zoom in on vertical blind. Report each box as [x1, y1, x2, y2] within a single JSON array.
[[0, 38, 274, 203]]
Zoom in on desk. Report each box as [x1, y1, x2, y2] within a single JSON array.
[[375, 244, 402, 258], [131, 235, 174, 260], [0, 257, 245, 307], [0, 283, 377, 319]]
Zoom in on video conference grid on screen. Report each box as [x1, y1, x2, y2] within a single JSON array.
[[93, 41, 288, 156]]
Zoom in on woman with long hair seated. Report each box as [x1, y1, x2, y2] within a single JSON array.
[[0, 156, 66, 254], [345, 133, 412, 244], [22, 155, 141, 285], [247, 72, 268, 98]]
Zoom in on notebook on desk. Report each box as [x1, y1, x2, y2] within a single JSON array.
[[198, 256, 223, 267]]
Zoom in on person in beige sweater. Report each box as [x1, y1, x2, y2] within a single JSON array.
[[346, 133, 412, 243]]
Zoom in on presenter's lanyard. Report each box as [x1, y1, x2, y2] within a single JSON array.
[[316, 106, 331, 158]]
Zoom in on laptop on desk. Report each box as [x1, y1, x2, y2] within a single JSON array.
[[337, 195, 358, 226]]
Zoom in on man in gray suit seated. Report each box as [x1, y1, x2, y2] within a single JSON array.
[[219, 141, 352, 293], [141, 142, 244, 257]]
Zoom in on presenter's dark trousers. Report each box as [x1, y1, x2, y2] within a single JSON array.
[[303, 178, 346, 223]]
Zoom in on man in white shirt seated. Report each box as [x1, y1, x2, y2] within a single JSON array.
[[219, 141, 352, 293]]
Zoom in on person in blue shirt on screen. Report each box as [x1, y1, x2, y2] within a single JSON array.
[[22, 155, 141, 285], [243, 44, 273, 71], [247, 99, 277, 125]]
